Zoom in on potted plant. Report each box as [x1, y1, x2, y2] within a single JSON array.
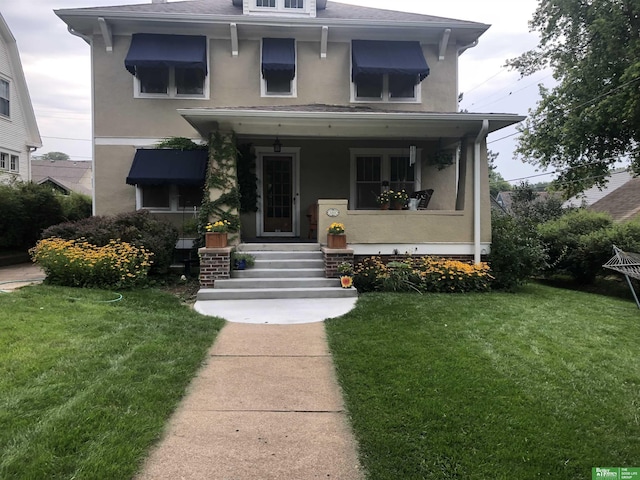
[[327, 222, 347, 249], [231, 252, 255, 270], [337, 261, 354, 288], [376, 190, 392, 209], [390, 189, 409, 209], [205, 220, 231, 248]]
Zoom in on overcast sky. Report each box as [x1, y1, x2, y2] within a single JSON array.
[[1, 0, 555, 183]]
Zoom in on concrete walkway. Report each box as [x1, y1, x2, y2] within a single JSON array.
[[136, 322, 364, 480], [0, 262, 44, 292]]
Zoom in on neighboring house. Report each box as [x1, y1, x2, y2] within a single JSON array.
[[589, 176, 640, 222], [0, 13, 42, 183], [56, 0, 523, 262], [564, 170, 633, 208], [31, 159, 93, 197], [494, 190, 558, 215]]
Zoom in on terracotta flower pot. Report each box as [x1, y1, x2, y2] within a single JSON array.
[[205, 232, 228, 248], [327, 233, 347, 249], [380, 203, 390, 210]]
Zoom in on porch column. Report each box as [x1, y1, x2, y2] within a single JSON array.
[[474, 120, 489, 264], [204, 131, 241, 244]]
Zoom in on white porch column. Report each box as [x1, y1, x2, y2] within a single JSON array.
[[474, 120, 489, 264]]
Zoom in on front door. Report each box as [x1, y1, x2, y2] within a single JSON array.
[[257, 150, 299, 237]]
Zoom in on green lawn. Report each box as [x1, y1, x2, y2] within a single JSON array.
[[326, 283, 640, 480], [0, 285, 224, 480]]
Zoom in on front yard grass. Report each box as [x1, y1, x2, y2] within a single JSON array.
[[0, 285, 224, 480], [326, 283, 640, 479]]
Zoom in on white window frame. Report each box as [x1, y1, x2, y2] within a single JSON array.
[[133, 45, 210, 100], [350, 74, 422, 104], [135, 185, 203, 213], [0, 152, 7, 170], [251, 0, 310, 14], [0, 77, 9, 118], [10, 155, 18, 172], [260, 40, 298, 98], [349, 148, 422, 209]]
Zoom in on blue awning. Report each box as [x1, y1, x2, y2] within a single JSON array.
[[125, 34, 208, 76], [126, 149, 208, 186], [262, 38, 295, 80], [352, 40, 430, 84]]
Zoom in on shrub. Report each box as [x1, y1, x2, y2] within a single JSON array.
[[413, 257, 493, 293], [42, 211, 178, 275], [352, 256, 493, 294], [538, 210, 615, 283], [489, 211, 548, 291], [30, 237, 153, 288], [0, 182, 65, 250], [58, 192, 92, 222]]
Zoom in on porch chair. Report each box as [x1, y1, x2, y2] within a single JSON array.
[[410, 189, 434, 210], [306, 202, 318, 239]]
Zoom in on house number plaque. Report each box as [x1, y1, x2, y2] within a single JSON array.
[[326, 208, 340, 217]]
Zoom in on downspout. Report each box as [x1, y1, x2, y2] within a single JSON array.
[[68, 27, 96, 215], [474, 120, 489, 264]]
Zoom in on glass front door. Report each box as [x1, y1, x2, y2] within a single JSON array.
[[262, 155, 294, 235]]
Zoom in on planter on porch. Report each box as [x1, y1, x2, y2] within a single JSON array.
[[327, 233, 347, 249], [205, 232, 228, 248]]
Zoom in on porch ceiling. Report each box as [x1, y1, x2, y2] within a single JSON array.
[[178, 107, 525, 140]]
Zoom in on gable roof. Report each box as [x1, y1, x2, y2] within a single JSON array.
[[589, 177, 640, 222], [56, 0, 489, 46], [31, 160, 92, 196], [0, 13, 41, 150], [564, 170, 633, 208]]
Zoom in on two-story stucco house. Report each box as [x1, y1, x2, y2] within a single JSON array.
[[56, 0, 523, 264], [0, 13, 42, 184]]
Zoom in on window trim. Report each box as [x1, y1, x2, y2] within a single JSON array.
[[350, 73, 422, 104], [0, 77, 9, 118], [9, 155, 19, 172], [251, 0, 310, 14], [132, 40, 210, 100], [135, 184, 203, 213], [260, 39, 298, 98], [0, 152, 7, 170], [349, 148, 422, 209]]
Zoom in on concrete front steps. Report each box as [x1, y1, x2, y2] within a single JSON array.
[[197, 243, 357, 301]]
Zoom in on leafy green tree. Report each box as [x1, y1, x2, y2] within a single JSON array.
[[507, 0, 640, 197], [39, 151, 70, 161], [488, 150, 511, 198]]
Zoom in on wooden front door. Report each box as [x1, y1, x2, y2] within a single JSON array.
[[262, 155, 294, 235]]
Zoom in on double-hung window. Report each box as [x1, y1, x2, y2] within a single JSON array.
[[350, 149, 421, 209], [0, 79, 9, 117], [125, 34, 208, 99], [255, 0, 304, 9], [0, 152, 7, 169], [351, 40, 430, 104], [261, 38, 296, 97], [10, 155, 18, 172]]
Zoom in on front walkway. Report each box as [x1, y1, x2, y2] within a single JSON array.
[[135, 322, 364, 480]]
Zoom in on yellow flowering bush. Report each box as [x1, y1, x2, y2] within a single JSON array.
[[327, 222, 345, 234], [30, 237, 153, 288], [205, 220, 231, 233], [352, 255, 493, 293]]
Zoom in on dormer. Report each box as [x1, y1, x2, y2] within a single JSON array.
[[232, 0, 327, 18]]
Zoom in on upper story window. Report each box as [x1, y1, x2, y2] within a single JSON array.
[[285, 0, 304, 8], [250, 0, 309, 14], [124, 34, 208, 99], [261, 38, 296, 97], [0, 79, 9, 117], [256, 0, 275, 6], [351, 40, 430, 104]]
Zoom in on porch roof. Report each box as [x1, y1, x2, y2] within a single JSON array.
[[178, 105, 525, 140]]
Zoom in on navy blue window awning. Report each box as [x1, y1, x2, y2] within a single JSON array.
[[126, 149, 208, 186], [262, 38, 295, 80], [352, 40, 430, 84], [125, 34, 208, 76]]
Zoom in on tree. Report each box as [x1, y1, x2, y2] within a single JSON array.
[[507, 0, 640, 197], [488, 150, 511, 198], [39, 151, 70, 161]]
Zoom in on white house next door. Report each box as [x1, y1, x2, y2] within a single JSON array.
[[256, 148, 300, 237]]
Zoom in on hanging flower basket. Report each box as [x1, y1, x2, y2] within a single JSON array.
[[205, 232, 228, 248]]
